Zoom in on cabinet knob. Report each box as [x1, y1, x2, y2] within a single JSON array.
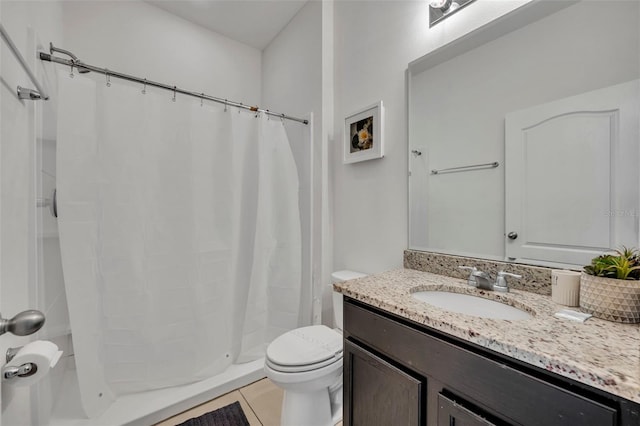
[[507, 232, 518, 240]]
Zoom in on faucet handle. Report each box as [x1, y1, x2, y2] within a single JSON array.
[[458, 266, 478, 287], [498, 270, 522, 279], [471, 270, 491, 278], [494, 270, 522, 292]]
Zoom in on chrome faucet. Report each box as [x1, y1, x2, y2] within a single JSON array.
[[471, 270, 494, 290], [458, 267, 522, 292]]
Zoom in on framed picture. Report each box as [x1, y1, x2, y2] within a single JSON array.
[[343, 101, 384, 164]]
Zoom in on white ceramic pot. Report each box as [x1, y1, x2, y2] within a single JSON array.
[[579, 272, 640, 323]]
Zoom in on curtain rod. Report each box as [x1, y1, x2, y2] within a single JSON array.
[[0, 23, 49, 100], [38, 43, 308, 125]]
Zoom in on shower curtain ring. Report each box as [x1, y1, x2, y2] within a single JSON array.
[[200, 93, 204, 107], [266, 110, 270, 120], [172, 86, 176, 102], [142, 79, 147, 95], [105, 69, 111, 87], [224, 100, 228, 112], [69, 63, 74, 79], [238, 103, 242, 114]]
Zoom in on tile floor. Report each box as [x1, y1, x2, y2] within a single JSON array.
[[155, 378, 344, 426]]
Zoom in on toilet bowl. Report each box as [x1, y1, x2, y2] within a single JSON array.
[[264, 270, 367, 426]]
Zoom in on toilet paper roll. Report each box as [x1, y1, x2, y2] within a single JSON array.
[[551, 270, 581, 307], [4, 340, 63, 387]]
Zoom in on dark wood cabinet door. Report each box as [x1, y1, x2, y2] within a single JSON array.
[[344, 340, 424, 426], [437, 394, 497, 426]]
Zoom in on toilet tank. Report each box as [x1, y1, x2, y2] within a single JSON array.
[[331, 270, 367, 330]]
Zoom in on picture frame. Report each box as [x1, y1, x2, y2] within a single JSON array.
[[343, 101, 384, 164]]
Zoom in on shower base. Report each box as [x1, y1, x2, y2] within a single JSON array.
[[49, 358, 265, 426]]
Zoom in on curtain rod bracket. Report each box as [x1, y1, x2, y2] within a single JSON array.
[[0, 23, 49, 100], [17, 86, 43, 100]]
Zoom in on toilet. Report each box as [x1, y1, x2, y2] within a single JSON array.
[[264, 270, 367, 426]]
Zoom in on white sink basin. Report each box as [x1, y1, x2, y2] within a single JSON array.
[[412, 291, 532, 320]]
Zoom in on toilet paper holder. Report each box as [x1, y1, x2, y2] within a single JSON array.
[[3, 346, 37, 380], [3, 362, 37, 380], [0, 310, 46, 381], [6, 346, 21, 362]]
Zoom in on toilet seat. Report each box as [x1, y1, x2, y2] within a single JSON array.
[[266, 355, 341, 373], [266, 325, 343, 373], [266, 354, 342, 373]]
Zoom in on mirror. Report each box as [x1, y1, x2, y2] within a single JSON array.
[[408, 0, 640, 267]]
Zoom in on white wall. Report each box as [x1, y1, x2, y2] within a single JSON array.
[[1, 2, 66, 425], [331, 0, 531, 274], [262, 1, 323, 325], [61, 1, 261, 105]]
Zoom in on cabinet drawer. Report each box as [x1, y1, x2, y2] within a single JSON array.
[[345, 300, 618, 426]]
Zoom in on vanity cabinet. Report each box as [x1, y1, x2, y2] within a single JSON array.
[[343, 298, 638, 426], [437, 394, 495, 426], [344, 340, 423, 425]]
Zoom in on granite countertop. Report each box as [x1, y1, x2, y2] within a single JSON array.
[[334, 268, 640, 403]]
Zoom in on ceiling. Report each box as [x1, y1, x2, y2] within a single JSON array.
[[146, 0, 309, 50]]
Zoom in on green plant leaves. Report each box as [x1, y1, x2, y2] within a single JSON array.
[[584, 246, 640, 280]]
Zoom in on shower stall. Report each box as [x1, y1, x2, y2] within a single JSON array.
[[1, 6, 316, 423], [51, 56, 312, 425]]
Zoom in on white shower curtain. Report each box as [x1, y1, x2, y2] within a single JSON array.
[[56, 73, 301, 417]]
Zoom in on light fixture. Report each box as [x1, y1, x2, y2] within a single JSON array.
[[429, 0, 475, 27]]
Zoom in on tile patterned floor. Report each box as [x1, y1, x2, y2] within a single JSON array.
[[155, 378, 343, 426]]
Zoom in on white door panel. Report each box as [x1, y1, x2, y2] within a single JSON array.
[[505, 80, 639, 266]]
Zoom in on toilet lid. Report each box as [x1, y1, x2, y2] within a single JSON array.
[[266, 354, 342, 373], [266, 325, 343, 368]]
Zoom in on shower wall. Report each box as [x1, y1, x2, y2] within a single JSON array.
[[60, 1, 262, 103], [0, 2, 65, 425]]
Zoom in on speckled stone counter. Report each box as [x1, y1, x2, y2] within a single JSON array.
[[334, 268, 640, 403], [404, 249, 556, 295]]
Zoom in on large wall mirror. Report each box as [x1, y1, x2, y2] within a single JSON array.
[[408, 0, 640, 268]]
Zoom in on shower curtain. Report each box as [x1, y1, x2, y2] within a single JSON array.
[[56, 73, 301, 417]]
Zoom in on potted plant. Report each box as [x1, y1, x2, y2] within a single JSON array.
[[580, 247, 640, 323]]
